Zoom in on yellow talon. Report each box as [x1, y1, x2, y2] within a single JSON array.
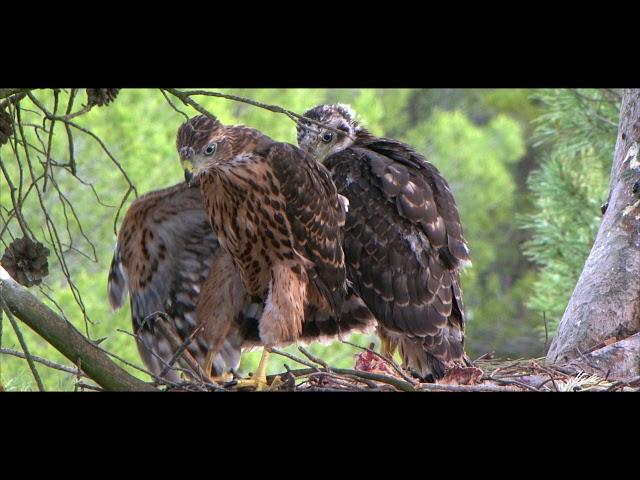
[[209, 372, 235, 384], [234, 348, 271, 391], [203, 351, 215, 379], [380, 336, 397, 360]]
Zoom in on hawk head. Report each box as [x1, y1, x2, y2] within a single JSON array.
[[297, 104, 360, 163], [176, 114, 231, 183]]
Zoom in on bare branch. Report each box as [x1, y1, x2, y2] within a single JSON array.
[[0, 269, 157, 391], [164, 88, 349, 137]]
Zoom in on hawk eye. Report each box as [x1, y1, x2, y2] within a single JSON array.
[[204, 144, 217, 156], [322, 132, 334, 143]]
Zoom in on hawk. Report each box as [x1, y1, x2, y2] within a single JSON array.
[[297, 104, 472, 381], [107, 183, 256, 383], [177, 114, 353, 389], [108, 181, 373, 387]]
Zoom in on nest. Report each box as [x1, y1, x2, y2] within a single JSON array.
[[155, 347, 640, 393]]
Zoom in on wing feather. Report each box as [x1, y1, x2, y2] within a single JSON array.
[[325, 142, 468, 349], [107, 183, 242, 379], [265, 142, 347, 316]]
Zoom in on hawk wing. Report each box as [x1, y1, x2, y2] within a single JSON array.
[[357, 139, 469, 267], [108, 181, 365, 380], [264, 142, 347, 317], [325, 140, 469, 375], [107, 183, 248, 380]]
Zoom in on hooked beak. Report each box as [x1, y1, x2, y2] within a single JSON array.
[[181, 158, 194, 184], [179, 145, 195, 184]]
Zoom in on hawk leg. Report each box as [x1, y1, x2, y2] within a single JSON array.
[[234, 348, 271, 391], [257, 263, 306, 347], [377, 326, 398, 360], [198, 251, 247, 381]]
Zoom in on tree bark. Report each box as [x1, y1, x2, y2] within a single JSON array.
[[0, 269, 157, 391], [546, 89, 640, 378]]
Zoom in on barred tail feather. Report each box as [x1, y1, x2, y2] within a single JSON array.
[[107, 242, 128, 311]]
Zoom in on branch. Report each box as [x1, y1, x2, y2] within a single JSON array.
[[269, 347, 416, 392], [164, 88, 349, 137], [0, 89, 31, 103], [0, 268, 157, 391], [1, 297, 45, 391], [0, 347, 89, 378]]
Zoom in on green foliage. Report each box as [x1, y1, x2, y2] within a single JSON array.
[[1, 88, 572, 390], [521, 89, 619, 336], [401, 108, 542, 356]]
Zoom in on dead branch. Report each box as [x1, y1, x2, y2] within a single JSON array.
[[0, 268, 156, 391], [269, 347, 416, 392], [0, 347, 89, 378], [0, 297, 45, 391], [164, 88, 349, 138]]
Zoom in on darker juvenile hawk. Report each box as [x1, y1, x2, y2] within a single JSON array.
[[176, 114, 352, 389], [297, 104, 472, 381]]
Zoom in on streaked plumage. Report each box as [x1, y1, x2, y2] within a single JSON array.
[[107, 183, 253, 382], [298, 104, 471, 380], [108, 181, 373, 383], [176, 115, 353, 364]]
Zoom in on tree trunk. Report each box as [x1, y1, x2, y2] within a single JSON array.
[[546, 89, 640, 379]]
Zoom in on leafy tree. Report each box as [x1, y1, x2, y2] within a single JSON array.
[[521, 89, 619, 337], [0, 88, 553, 390]]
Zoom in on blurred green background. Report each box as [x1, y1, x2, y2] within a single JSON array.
[[0, 88, 620, 390]]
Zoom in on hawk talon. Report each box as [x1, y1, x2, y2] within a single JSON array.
[[209, 372, 235, 384], [233, 375, 269, 391], [268, 375, 285, 391], [233, 348, 271, 391]]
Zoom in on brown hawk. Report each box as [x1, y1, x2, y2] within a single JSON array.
[[107, 183, 256, 383], [176, 114, 354, 389], [108, 181, 373, 386], [297, 104, 472, 381]]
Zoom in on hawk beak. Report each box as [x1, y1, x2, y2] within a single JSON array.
[[181, 159, 194, 184]]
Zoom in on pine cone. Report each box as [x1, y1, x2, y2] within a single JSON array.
[[0, 108, 13, 146], [1, 237, 50, 287], [86, 88, 121, 107]]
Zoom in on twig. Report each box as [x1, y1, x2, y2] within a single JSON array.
[[15, 104, 94, 333], [417, 383, 520, 392], [269, 348, 321, 371], [160, 89, 189, 122], [0, 347, 88, 378], [605, 376, 640, 392], [340, 338, 417, 385], [268, 348, 415, 392], [0, 273, 156, 391], [164, 88, 349, 138], [298, 346, 331, 370], [473, 351, 495, 362], [484, 372, 541, 392], [0, 296, 45, 391], [74, 381, 103, 392]]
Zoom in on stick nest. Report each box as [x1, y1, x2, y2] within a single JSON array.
[[154, 348, 640, 393]]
